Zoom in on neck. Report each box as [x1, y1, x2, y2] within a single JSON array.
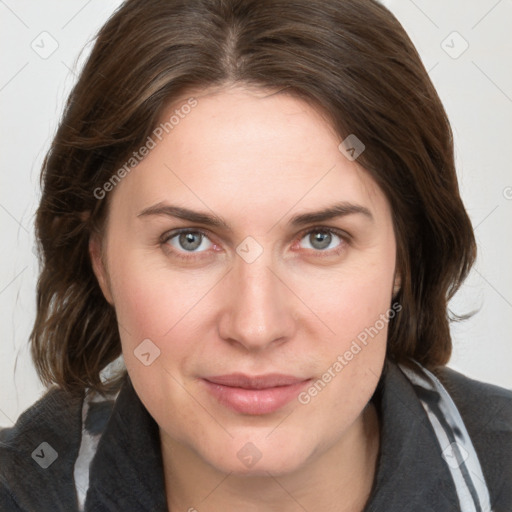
[[161, 402, 380, 512]]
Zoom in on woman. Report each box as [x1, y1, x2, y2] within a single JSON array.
[[1, 0, 510, 511]]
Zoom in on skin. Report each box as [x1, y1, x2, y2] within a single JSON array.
[[90, 84, 401, 512]]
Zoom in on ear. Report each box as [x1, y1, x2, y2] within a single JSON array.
[[89, 231, 114, 305]]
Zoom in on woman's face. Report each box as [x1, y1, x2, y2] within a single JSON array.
[[91, 85, 399, 476]]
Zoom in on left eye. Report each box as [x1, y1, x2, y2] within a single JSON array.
[[166, 230, 213, 252], [298, 229, 343, 251]]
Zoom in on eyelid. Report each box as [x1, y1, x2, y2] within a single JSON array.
[[160, 227, 212, 245], [295, 225, 350, 242]]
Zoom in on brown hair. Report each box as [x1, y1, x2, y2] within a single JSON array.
[[31, 0, 476, 394]]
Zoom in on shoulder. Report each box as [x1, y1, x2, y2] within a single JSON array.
[[0, 386, 84, 460], [433, 365, 512, 431], [0, 387, 84, 511], [433, 365, 512, 512]]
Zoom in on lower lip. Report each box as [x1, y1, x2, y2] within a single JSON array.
[[202, 379, 311, 415]]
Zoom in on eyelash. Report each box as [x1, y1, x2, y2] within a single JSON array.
[[160, 226, 350, 261]]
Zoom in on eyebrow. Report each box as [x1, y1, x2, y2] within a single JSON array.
[[137, 201, 373, 229]]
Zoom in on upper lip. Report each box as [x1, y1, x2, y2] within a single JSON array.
[[203, 373, 309, 389]]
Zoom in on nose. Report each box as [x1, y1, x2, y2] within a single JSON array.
[[217, 252, 297, 352]]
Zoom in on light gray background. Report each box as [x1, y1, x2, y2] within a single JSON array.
[[1, 0, 511, 428]]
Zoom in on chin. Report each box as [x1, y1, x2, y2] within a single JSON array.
[[199, 436, 312, 477]]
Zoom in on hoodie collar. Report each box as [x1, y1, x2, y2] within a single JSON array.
[[364, 360, 460, 510], [84, 376, 167, 511]]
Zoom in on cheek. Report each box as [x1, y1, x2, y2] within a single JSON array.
[[291, 251, 394, 401], [109, 235, 200, 322], [293, 255, 395, 342], [106, 254, 184, 349], [106, 250, 223, 377], [295, 273, 390, 428]]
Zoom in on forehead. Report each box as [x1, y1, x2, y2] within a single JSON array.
[[107, 86, 388, 226]]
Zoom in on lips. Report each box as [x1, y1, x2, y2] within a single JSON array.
[[202, 373, 311, 415], [204, 373, 307, 389]]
